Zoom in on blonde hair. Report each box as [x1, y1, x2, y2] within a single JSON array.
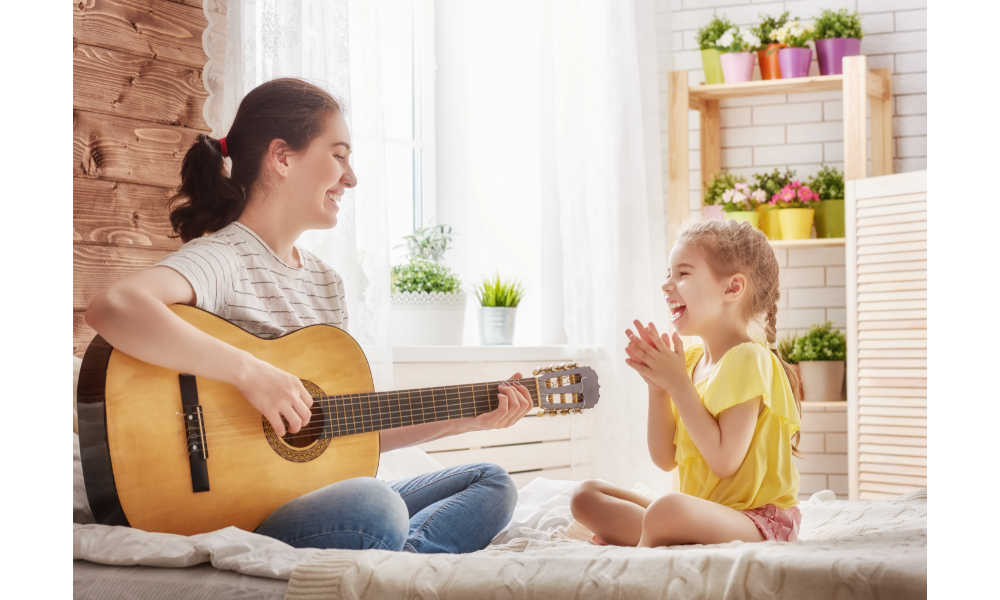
[[676, 219, 803, 456]]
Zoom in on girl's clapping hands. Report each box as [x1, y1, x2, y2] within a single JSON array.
[[625, 319, 689, 394]]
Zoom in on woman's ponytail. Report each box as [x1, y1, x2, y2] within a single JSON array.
[[168, 134, 247, 243]]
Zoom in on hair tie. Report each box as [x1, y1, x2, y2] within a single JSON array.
[[768, 341, 778, 350], [219, 137, 229, 158]]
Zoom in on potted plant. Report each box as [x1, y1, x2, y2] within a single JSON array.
[[390, 224, 467, 345], [788, 321, 846, 402], [752, 167, 796, 240], [703, 171, 744, 221], [813, 8, 864, 76], [778, 333, 804, 400], [769, 20, 816, 79], [752, 11, 791, 80], [716, 26, 762, 84], [697, 15, 734, 85], [474, 273, 525, 345], [807, 166, 846, 238], [770, 180, 819, 240], [721, 182, 767, 227]]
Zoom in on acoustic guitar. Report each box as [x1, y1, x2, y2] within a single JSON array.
[[78, 305, 600, 536]]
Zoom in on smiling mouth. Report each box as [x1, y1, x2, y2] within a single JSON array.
[[326, 191, 341, 204], [668, 301, 687, 322]]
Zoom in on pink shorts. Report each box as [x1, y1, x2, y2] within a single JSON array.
[[741, 504, 801, 542]]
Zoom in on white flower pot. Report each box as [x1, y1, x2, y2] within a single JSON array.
[[478, 307, 517, 345], [798, 360, 845, 402], [391, 292, 467, 345]]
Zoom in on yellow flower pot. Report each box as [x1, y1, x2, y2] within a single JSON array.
[[726, 211, 759, 227], [756, 204, 782, 240], [777, 208, 815, 240]]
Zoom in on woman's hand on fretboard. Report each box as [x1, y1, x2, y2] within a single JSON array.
[[466, 374, 533, 431]]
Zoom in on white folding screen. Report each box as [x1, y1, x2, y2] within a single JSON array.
[[845, 170, 928, 500]]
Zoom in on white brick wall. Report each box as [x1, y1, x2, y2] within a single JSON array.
[[795, 405, 849, 499]]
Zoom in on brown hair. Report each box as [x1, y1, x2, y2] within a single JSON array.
[[169, 78, 343, 242], [676, 219, 803, 456]]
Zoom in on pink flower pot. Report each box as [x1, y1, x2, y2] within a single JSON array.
[[778, 47, 812, 79], [719, 52, 755, 84], [703, 205, 725, 221], [815, 38, 862, 76]]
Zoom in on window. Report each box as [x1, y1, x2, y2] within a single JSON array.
[[379, 0, 435, 264]]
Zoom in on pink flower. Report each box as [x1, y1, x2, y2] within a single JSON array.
[[735, 182, 750, 193], [752, 189, 767, 204], [791, 180, 802, 189], [782, 189, 795, 202], [722, 189, 735, 203]]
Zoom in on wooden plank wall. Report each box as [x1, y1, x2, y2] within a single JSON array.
[[73, 0, 224, 356], [845, 170, 928, 500]]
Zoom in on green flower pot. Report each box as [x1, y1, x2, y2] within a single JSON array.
[[726, 211, 759, 227], [814, 200, 845, 238], [701, 48, 724, 85]]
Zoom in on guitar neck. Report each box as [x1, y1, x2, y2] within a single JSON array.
[[317, 378, 540, 438]]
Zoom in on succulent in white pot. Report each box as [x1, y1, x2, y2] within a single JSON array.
[[391, 225, 467, 345]]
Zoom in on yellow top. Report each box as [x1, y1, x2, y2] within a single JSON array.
[[672, 342, 801, 510]]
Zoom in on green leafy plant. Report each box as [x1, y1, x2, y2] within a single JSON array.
[[474, 273, 525, 308], [703, 171, 746, 206], [696, 14, 736, 50], [397, 224, 453, 262], [715, 26, 762, 53], [752, 11, 791, 47], [752, 168, 797, 202], [778, 334, 799, 365], [391, 258, 461, 294], [807, 165, 845, 201], [813, 8, 864, 40], [788, 321, 846, 362]]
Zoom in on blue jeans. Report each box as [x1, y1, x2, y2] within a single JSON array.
[[254, 462, 517, 553]]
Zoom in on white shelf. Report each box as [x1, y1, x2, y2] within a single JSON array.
[[769, 238, 845, 249], [801, 401, 847, 408]]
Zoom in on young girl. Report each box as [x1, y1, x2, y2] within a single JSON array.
[[86, 78, 530, 553], [570, 219, 803, 547]]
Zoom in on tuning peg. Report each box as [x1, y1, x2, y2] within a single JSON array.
[[559, 409, 569, 415], [532, 367, 541, 376], [572, 408, 582, 414], [568, 362, 578, 369]]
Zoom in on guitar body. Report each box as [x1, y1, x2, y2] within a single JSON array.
[[79, 305, 380, 536]]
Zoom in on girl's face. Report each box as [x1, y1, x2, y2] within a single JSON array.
[[283, 111, 357, 229], [661, 242, 744, 337]]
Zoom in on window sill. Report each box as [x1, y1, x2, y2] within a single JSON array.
[[393, 345, 605, 363]]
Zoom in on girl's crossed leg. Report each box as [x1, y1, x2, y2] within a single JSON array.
[[570, 479, 764, 547]]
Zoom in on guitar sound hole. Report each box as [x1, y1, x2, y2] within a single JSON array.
[[282, 404, 327, 448]]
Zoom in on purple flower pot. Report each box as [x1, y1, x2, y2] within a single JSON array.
[[778, 47, 812, 79], [815, 37, 862, 76]]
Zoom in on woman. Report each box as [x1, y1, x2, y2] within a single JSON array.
[[85, 78, 528, 553]]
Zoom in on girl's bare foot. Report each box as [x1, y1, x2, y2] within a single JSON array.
[[592, 533, 610, 546]]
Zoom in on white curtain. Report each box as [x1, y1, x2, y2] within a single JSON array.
[[202, 0, 393, 390], [546, 0, 674, 493]]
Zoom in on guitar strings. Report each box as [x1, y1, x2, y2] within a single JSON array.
[[191, 379, 539, 419]]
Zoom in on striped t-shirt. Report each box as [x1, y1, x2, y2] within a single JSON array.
[[156, 221, 348, 338]]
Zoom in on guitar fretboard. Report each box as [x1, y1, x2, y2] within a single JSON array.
[[316, 378, 540, 438]]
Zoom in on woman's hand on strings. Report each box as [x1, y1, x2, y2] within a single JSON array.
[[237, 359, 314, 437], [469, 373, 534, 431], [624, 319, 687, 394]]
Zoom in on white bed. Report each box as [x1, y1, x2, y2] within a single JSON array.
[[73, 358, 926, 599]]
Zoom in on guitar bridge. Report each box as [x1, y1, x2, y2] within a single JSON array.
[[179, 374, 210, 493]]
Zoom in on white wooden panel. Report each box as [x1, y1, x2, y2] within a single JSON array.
[[418, 415, 571, 452], [857, 211, 927, 228], [846, 172, 927, 500], [858, 358, 927, 368], [857, 349, 926, 359], [859, 472, 926, 487], [859, 415, 926, 427], [428, 440, 572, 472], [855, 201, 926, 218], [860, 461, 926, 476], [858, 406, 926, 417], [859, 453, 926, 467]]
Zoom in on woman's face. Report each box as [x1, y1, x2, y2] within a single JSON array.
[[283, 111, 357, 229]]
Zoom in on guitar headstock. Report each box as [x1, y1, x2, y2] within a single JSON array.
[[531, 363, 600, 416]]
